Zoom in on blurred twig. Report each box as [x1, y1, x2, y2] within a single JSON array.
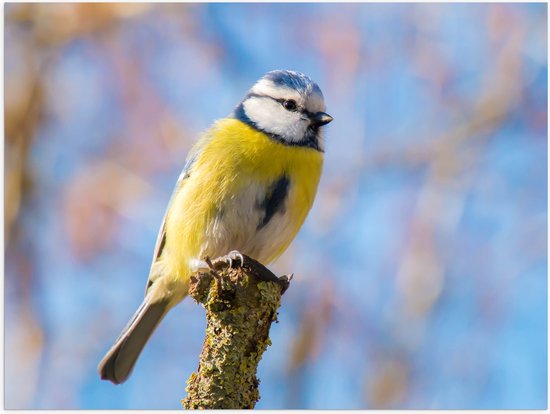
[[365, 10, 527, 408], [286, 283, 334, 407]]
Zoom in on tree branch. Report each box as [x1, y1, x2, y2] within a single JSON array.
[[182, 254, 291, 409]]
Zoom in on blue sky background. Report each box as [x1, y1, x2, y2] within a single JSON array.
[[4, 3, 547, 409]]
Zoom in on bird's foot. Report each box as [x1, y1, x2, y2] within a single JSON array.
[[192, 256, 225, 282], [222, 250, 245, 269], [195, 252, 245, 276], [190, 258, 211, 274]]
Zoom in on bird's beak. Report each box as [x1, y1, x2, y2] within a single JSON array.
[[310, 112, 333, 127]]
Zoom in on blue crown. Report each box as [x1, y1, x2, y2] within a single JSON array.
[[263, 70, 322, 96]]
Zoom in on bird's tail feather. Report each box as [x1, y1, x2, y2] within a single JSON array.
[[98, 297, 169, 384]]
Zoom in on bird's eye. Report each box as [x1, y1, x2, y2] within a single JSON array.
[[282, 99, 297, 111]]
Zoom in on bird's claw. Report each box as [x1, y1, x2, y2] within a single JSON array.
[[223, 250, 245, 269]]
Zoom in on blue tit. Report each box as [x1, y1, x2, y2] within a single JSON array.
[[98, 70, 332, 384]]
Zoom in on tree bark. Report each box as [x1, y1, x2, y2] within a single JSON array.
[[182, 254, 290, 409]]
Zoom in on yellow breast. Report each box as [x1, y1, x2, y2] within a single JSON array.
[[164, 118, 324, 278]]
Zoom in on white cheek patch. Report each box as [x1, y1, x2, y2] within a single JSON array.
[[243, 97, 308, 143]]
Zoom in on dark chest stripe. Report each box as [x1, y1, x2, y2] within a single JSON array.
[[257, 176, 290, 230]]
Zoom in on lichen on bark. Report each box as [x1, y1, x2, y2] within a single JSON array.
[[182, 254, 290, 409]]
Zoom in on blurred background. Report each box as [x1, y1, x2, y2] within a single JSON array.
[[4, 3, 547, 409]]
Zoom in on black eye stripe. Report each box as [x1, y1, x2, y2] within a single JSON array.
[[246, 93, 305, 113], [247, 93, 291, 107]]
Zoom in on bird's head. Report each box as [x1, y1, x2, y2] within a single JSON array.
[[233, 70, 332, 152]]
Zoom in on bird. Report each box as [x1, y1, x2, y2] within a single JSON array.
[[97, 70, 333, 384]]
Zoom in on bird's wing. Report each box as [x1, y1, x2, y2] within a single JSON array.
[[149, 165, 190, 264], [145, 135, 210, 295]]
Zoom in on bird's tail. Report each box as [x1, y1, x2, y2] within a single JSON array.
[[98, 296, 170, 384]]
